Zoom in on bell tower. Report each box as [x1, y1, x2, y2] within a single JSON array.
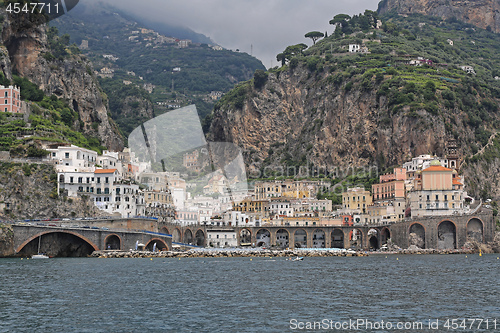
[[445, 139, 459, 170]]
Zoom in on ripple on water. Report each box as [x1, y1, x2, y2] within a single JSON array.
[[0, 255, 498, 332]]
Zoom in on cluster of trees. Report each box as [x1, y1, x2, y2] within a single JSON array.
[[276, 44, 307, 66], [330, 10, 379, 36], [44, 27, 80, 61]]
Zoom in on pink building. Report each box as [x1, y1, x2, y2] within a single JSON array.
[[372, 168, 406, 201], [0, 85, 21, 113]]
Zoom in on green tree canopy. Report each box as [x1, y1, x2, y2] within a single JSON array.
[[305, 31, 325, 45]]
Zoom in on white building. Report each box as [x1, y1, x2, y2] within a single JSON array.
[[349, 44, 361, 53], [403, 154, 449, 172], [58, 168, 145, 217], [47, 145, 97, 169], [460, 65, 476, 75], [408, 161, 466, 218], [269, 199, 293, 217], [207, 229, 237, 248]]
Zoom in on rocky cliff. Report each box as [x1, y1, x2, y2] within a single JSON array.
[[208, 13, 500, 198], [0, 162, 104, 220], [378, 0, 500, 33], [0, 223, 14, 257], [0, 7, 123, 151], [209, 66, 478, 177]]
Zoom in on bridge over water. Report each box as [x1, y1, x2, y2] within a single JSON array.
[[8, 210, 494, 256], [12, 221, 172, 257], [160, 210, 494, 251]]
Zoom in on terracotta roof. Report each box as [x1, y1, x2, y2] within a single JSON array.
[[453, 179, 463, 186], [95, 169, 117, 174], [422, 165, 452, 172]]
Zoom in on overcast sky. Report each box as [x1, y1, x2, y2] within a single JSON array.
[[98, 0, 381, 68]]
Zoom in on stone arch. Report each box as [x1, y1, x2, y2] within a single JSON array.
[[16, 231, 99, 257], [331, 229, 345, 248], [256, 228, 271, 247], [104, 234, 121, 250], [145, 238, 169, 251], [312, 229, 326, 248], [368, 228, 379, 250], [276, 229, 289, 248], [438, 220, 457, 250], [380, 227, 391, 245], [349, 228, 364, 249], [183, 229, 193, 244], [172, 228, 182, 242], [239, 228, 252, 246], [467, 218, 484, 243], [294, 229, 307, 248], [409, 223, 426, 249], [194, 229, 206, 247], [160, 226, 170, 235], [59, 175, 64, 183]]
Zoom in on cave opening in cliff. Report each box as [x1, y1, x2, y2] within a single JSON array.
[[18, 232, 95, 257]]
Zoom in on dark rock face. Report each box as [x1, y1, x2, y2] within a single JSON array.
[[378, 0, 500, 33], [0, 8, 123, 151], [0, 163, 104, 221], [0, 224, 14, 257], [208, 66, 476, 177]]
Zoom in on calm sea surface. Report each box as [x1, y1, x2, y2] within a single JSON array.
[[0, 254, 498, 333]]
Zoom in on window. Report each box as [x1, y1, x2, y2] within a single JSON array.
[[86, 177, 90, 183], [116, 188, 120, 195], [4, 100, 7, 104], [105, 177, 109, 184], [65, 152, 70, 159], [78, 177, 83, 183], [4, 91, 7, 97], [70, 177, 74, 183], [435, 195, 439, 200], [104, 188, 109, 194], [97, 177, 101, 184]]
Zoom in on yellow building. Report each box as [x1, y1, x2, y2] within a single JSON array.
[[254, 179, 318, 200], [342, 187, 373, 214]]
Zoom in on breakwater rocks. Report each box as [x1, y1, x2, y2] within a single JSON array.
[[91, 249, 368, 259]]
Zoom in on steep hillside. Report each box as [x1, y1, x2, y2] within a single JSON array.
[[208, 11, 500, 198], [52, 2, 266, 137], [0, 162, 103, 221], [0, 4, 123, 151], [378, 0, 500, 33]]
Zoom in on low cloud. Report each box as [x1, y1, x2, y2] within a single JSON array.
[[98, 0, 381, 68]]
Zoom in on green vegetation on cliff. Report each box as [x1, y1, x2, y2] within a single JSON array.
[[210, 11, 500, 194], [52, 2, 266, 137], [0, 74, 106, 155]]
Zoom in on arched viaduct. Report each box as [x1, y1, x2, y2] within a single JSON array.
[[12, 225, 172, 257], [161, 210, 494, 251]]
